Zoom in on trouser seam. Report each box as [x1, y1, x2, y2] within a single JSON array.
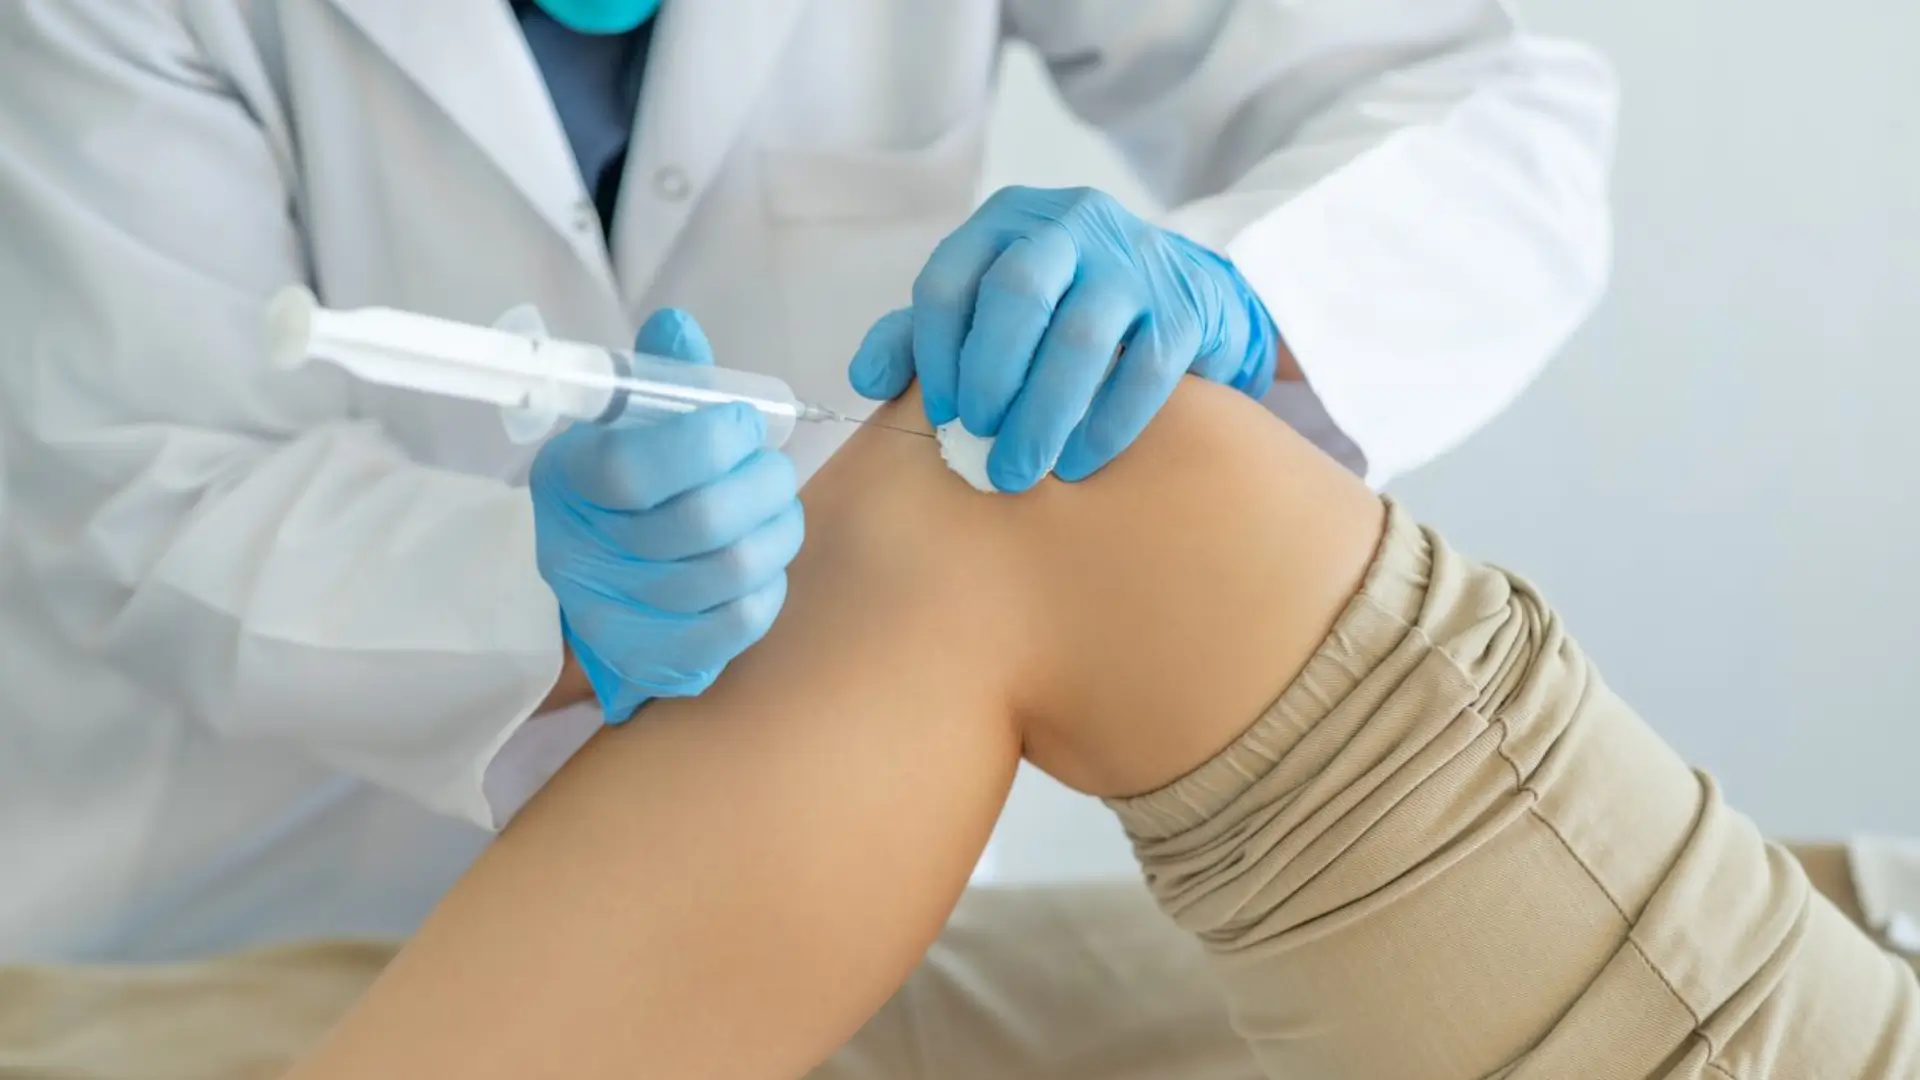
[[1521, 784, 1713, 1039], [1520, 796, 1720, 1073]]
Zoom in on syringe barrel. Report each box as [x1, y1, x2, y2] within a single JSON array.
[[509, 338, 802, 450], [265, 286, 806, 449]]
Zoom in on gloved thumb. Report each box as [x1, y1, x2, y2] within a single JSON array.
[[634, 307, 716, 367], [847, 307, 916, 401]]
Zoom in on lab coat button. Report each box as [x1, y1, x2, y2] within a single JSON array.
[[571, 199, 597, 234], [653, 165, 692, 201]]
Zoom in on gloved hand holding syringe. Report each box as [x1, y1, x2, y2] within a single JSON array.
[[265, 286, 928, 446], [267, 288, 922, 725]]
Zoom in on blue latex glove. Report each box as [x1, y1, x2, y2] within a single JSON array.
[[530, 309, 804, 723], [848, 186, 1281, 493]]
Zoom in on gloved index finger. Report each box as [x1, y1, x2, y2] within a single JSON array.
[[559, 402, 767, 512], [912, 215, 1009, 427]]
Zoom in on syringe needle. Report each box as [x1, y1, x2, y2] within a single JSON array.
[[798, 402, 935, 440], [855, 418, 936, 439]]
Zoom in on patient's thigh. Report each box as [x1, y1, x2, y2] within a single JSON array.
[[817, 883, 1260, 1080]]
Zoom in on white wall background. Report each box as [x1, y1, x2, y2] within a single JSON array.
[[981, 1, 1920, 882]]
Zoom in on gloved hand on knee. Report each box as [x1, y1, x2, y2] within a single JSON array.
[[848, 185, 1280, 493], [531, 310, 805, 723]]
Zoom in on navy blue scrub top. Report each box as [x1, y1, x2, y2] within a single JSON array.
[[511, 1, 657, 239]]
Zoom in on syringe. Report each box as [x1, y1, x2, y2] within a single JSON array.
[[265, 287, 925, 447]]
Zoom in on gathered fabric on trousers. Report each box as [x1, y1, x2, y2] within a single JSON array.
[[1109, 501, 1920, 1079]]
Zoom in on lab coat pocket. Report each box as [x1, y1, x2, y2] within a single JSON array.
[[759, 108, 989, 223], [759, 109, 990, 416]]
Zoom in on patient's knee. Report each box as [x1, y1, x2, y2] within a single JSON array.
[[996, 380, 1385, 799]]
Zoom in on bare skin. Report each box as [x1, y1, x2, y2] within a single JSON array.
[[285, 376, 1378, 1079]]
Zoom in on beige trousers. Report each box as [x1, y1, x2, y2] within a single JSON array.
[[1105, 504, 1920, 1078], [4, 504, 1916, 1079]]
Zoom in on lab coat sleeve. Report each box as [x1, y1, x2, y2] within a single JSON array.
[[0, 2, 587, 830], [1005, 0, 1618, 484]]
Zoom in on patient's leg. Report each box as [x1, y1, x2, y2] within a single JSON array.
[[288, 371, 1918, 1080], [285, 377, 1373, 1080]]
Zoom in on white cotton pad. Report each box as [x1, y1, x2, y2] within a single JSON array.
[[935, 422, 996, 493]]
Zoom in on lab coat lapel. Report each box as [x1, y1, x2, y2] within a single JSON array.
[[611, 0, 809, 308], [326, 0, 610, 286]]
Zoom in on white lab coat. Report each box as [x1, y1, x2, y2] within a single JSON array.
[[0, 0, 1615, 961]]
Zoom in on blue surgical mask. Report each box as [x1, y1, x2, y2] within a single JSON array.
[[532, 0, 663, 35]]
